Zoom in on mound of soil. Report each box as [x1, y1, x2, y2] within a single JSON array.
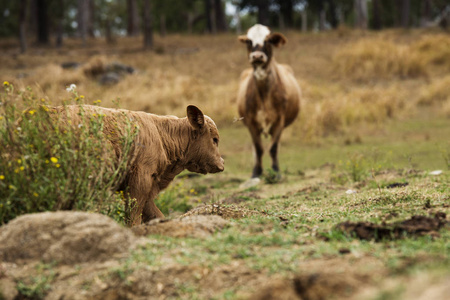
[[181, 203, 264, 219], [335, 212, 448, 241], [131, 215, 230, 238], [0, 211, 137, 265], [252, 272, 370, 300]]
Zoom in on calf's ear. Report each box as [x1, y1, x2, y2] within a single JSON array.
[[238, 35, 249, 44], [268, 33, 287, 47], [187, 105, 205, 130]]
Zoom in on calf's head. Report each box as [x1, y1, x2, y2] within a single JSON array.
[[238, 24, 287, 68], [185, 105, 224, 174]]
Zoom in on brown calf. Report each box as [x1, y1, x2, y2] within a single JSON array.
[[54, 105, 224, 225], [237, 24, 301, 178]]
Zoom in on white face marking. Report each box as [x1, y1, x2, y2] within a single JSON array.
[[253, 66, 268, 81], [247, 24, 270, 47]]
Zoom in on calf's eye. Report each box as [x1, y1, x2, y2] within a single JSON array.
[[213, 138, 219, 145]]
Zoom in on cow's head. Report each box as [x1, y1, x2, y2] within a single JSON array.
[[238, 24, 287, 68], [185, 105, 224, 174]]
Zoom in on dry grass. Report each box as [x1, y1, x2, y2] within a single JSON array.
[[418, 75, 450, 106], [296, 85, 410, 139], [332, 37, 427, 81], [411, 33, 450, 70], [0, 30, 448, 141]]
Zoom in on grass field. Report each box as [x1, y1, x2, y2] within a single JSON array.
[[0, 28, 449, 299]]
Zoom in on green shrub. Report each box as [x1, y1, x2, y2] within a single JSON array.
[[154, 180, 193, 216], [0, 82, 137, 224]]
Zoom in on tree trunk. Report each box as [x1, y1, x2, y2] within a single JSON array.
[[279, 0, 293, 28], [36, 0, 49, 44], [143, 0, 153, 50], [372, 0, 382, 30], [78, 0, 88, 46], [301, 9, 307, 32], [160, 14, 166, 37], [234, 5, 242, 34], [127, 0, 140, 36], [88, 0, 95, 37], [105, 19, 115, 44], [19, 0, 27, 53], [55, 0, 64, 47], [214, 0, 227, 32], [187, 12, 194, 34], [328, 0, 338, 29], [257, 0, 270, 26], [401, 0, 410, 28], [205, 0, 213, 33], [354, 0, 368, 29], [420, 0, 432, 27], [278, 11, 285, 30], [28, 0, 37, 36], [319, 9, 326, 31]]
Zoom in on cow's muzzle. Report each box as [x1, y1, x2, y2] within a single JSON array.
[[249, 51, 268, 65]]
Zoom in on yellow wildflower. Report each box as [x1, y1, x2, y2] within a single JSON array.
[[33, 192, 39, 197], [28, 110, 36, 115], [0, 175, 5, 180], [56, 164, 60, 168], [17, 159, 22, 164], [45, 160, 49, 164], [20, 166, 24, 171], [14, 169, 19, 173], [50, 157, 58, 163], [3, 81, 9, 86]]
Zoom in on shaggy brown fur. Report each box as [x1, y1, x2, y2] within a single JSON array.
[[52, 105, 224, 225], [237, 24, 301, 178]]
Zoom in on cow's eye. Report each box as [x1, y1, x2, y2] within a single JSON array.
[[213, 137, 219, 145]]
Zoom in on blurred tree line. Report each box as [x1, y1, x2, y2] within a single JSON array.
[[0, 0, 449, 52]]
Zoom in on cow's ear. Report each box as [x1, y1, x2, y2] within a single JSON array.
[[187, 105, 205, 130], [238, 35, 249, 44], [268, 33, 287, 47]]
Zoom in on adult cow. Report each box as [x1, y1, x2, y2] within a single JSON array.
[[52, 105, 224, 225], [237, 24, 301, 178]]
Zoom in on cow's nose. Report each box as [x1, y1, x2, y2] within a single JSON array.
[[251, 52, 263, 60]]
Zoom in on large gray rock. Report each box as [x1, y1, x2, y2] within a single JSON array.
[[0, 211, 136, 265]]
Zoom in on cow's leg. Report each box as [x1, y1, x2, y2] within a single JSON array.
[[248, 125, 263, 178], [269, 122, 284, 175]]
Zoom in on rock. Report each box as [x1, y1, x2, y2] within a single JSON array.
[[61, 62, 81, 69], [98, 72, 121, 85], [0, 211, 137, 265]]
